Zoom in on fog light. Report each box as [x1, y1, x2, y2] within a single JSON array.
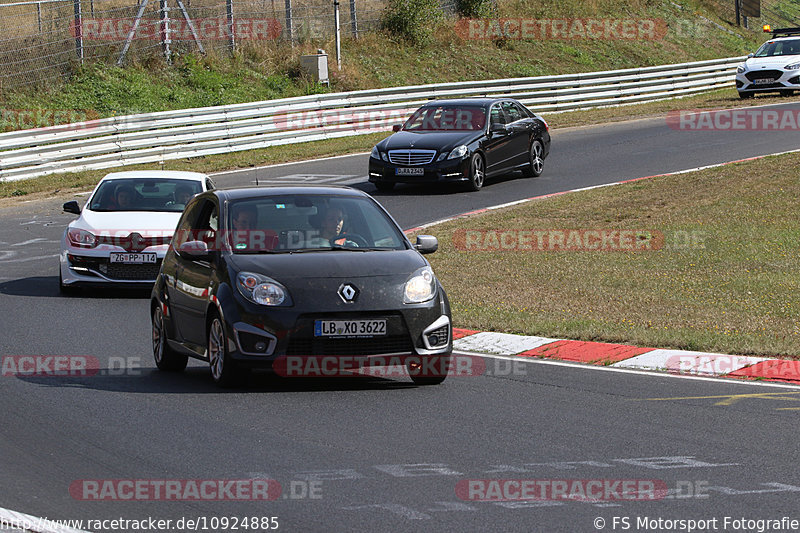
[[254, 341, 267, 352]]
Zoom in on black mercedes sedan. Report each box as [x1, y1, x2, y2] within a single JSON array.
[[368, 98, 550, 192], [150, 185, 452, 387]]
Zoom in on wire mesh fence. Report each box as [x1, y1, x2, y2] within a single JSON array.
[[0, 0, 458, 90], [0, 0, 791, 92], [701, 0, 800, 32]]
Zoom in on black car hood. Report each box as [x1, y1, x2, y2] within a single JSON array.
[[227, 249, 428, 280], [379, 131, 482, 153]]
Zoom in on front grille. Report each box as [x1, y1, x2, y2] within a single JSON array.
[[68, 255, 161, 281], [745, 70, 783, 82], [388, 149, 436, 166], [425, 325, 450, 348], [104, 262, 161, 281], [286, 336, 414, 356]]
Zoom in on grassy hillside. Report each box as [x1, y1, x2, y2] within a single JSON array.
[[1, 0, 766, 122]]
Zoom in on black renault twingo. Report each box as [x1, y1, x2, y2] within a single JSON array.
[[151, 185, 451, 387]]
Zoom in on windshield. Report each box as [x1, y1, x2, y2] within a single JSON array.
[[403, 106, 486, 131], [225, 194, 408, 253], [754, 39, 800, 57], [89, 178, 202, 212]]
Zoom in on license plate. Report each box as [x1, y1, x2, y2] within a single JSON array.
[[753, 78, 775, 85], [109, 252, 157, 264], [314, 319, 387, 337], [396, 167, 425, 176]]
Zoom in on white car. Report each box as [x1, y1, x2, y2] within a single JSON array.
[[59, 170, 214, 292], [736, 27, 800, 98]]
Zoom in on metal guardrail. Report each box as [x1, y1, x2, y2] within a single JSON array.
[[0, 56, 745, 182]]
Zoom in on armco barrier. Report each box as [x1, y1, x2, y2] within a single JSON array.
[[0, 56, 744, 182]]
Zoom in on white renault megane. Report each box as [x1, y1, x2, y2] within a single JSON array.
[[59, 170, 214, 292]]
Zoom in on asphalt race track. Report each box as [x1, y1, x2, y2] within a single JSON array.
[[2, 103, 800, 533]]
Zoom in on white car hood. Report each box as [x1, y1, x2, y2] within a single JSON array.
[[71, 209, 181, 237], [745, 55, 800, 69]]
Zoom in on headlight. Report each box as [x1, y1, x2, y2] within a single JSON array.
[[447, 145, 469, 160], [404, 267, 436, 303], [737, 64, 746, 73], [67, 228, 97, 248], [236, 271, 290, 306], [371, 146, 388, 161], [786, 62, 800, 70]]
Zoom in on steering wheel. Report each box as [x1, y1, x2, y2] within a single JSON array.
[[340, 233, 369, 247]]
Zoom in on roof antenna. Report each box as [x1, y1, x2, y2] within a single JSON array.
[[255, 169, 259, 187]]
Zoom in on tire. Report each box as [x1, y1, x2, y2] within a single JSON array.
[[738, 92, 753, 99], [465, 153, 485, 192], [152, 306, 188, 372], [374, 181, 395, 192], [207, 313, 247, 387], [407, 356, 449, 386], [522, 139, 545, 178], [780, 89, 795, 97]]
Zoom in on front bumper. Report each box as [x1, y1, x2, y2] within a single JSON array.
[[368, 156, 470, 185], [736, 69, 800, 94], [219, 297, 452, 369], [60, 245, 168, 286]]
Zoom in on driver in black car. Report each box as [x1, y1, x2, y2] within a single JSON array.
[[310, 206, 359, 247]]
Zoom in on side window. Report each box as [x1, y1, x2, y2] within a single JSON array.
[[195, 200, 219, 244], [502, 102, 523, 123], [489, 104, 506, 126], [514, 102, 532, 119], [172, 198, 205, 249], [174, 198, 218, 250]]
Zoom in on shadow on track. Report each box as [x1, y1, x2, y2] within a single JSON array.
[[352, 170, 528, 197], [0, 276, 150, 299], [10, 366, 420, 393]]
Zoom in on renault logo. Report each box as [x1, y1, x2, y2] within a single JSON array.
[[338, 283, 359, 303], [129, 232, 145, 251]]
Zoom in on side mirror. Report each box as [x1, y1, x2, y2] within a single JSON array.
[[63, 200, 81, 215], [178, 240, 211, 260], [415, 235, 438, 254], [490, 123, 507, 134], [747, 53, 754, 58], [392, 124, 402, 132]]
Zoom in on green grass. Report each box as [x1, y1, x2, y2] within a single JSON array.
[[419, 152, 800, 358], [0, 0, 767, 126]]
